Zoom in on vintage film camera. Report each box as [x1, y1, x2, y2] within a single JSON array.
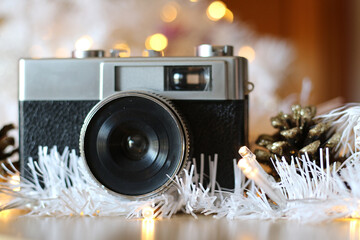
[[19, 44, 251, 198]]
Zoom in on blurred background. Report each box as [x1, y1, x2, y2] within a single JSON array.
[[0, 0, 357, 142]]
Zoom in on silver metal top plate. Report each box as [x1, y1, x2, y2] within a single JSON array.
[[19, 56, 248, 101]]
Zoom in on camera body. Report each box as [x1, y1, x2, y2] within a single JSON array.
[[19, 45, 250, 196]]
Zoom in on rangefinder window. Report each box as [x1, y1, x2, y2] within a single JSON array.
[[165, 66, 211, 91]]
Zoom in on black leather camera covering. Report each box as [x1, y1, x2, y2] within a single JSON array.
[[173, 99, 248, 189], [19, 98, 248, 189], [19, 100, 98, 179]]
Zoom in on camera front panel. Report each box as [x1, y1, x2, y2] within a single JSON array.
[[20, 97, 248, 190], [173, 98, 248, 189], [19, 100, 98, 179]]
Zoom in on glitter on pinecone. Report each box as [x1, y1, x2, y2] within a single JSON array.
[[255, 105, 342, 176]]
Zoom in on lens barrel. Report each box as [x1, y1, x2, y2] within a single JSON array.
[[80, 91, 189, 199]]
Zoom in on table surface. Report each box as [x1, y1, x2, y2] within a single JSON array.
[[0, 210, 357, 240]]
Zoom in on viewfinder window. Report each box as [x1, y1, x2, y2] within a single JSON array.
[[165, 66, 211, 91]]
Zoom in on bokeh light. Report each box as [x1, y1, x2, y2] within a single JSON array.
[[349, 219, 360, 240], [142, 219, 155, 240], [145, 33, 168, 51], [224, 8, 234, 23], [161, 2, 179, 23], [206, 1, 227, 21], [113, 43, 131, 57], [238, 46, 256, 63], [10, 174, 20, 192], [75, 35, 93, 50], [142, 206, 155, 220]]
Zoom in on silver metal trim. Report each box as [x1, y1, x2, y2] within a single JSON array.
[[72, 50, 105, 58], [99, 63, 104, 100], [196, 44, 234, 57], [235, 57, 249, 99], [79, 91, 190, 200], [109, 49, 126, 58], [19, 59, 25, 101], [19, 56, 248, 101], [145, 50, 164, 57], [101, 60, 227, 100]]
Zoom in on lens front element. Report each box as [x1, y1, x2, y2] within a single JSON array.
[[124, 133, 149, 161], [80, 92, 189, 198]]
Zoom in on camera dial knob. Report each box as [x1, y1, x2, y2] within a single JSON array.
[[195, 44, 233, 57], [72, 50, 105, 58], [109, 49, 127, 58], [145, 49, 164, 57]]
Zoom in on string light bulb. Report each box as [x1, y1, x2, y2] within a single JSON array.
[[75, 35, 93, 50], [238, 146, 286, 207], [9, 174, 20, 192], [145, 33, 168, 51], [223, 8, 234, 23], [161, 2, 179, 23], [238, 46, 256, 63], [206, 1, 227, 21], [142, 206, 155, 220], [239, 146, 255, 159]]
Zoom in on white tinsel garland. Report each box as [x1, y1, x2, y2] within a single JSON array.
[[2, 104, 360, 222]]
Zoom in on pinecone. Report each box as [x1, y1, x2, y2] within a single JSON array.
[[0, 124, 18, 160], [255, 105, 342, 176]]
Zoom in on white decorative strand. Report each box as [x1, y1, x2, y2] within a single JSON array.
[[0, 144, 357, 222], [317, 103, 360, 156], [0, 149, 228, 219]]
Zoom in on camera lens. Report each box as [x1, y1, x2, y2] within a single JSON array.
[[124, 134, 149, 160], [80, 91, 189, 198]]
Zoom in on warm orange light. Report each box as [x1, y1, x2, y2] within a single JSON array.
[[113, 43, 131, 57], [223, 8, 234, 23], [75, 35, 93, 50], [349, 218, 360, 240], [145, 33, 168, 51], [352, 211, 360, 218], [238, 158, 254, 175], [10, 174, 20, 192], [0, 209, 28, 222], [141, 219, 155, 240], [206, 1, 227, 21], [238, 46, 256, 63], [189, 0, 198, 2], [142, 207, 155, 220], [248, 169, 259, 178], [161, 2, 179, 23]]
